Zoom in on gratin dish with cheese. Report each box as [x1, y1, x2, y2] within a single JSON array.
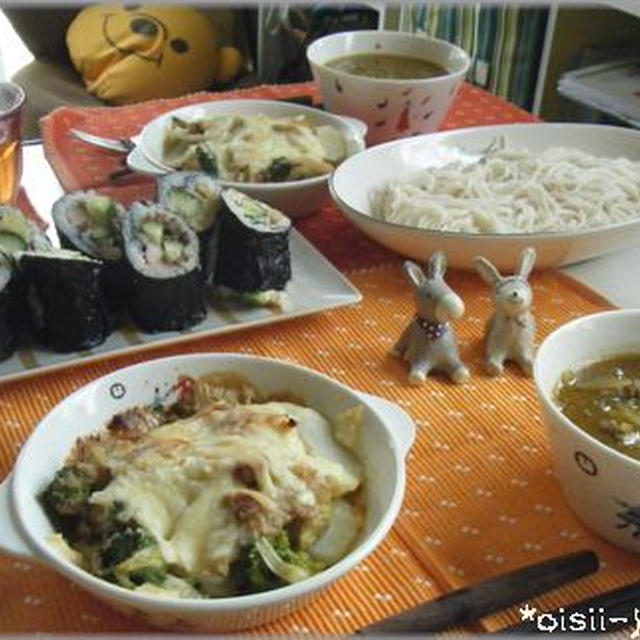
[[162, 114, 348, 183], [40, 372, 365, 599]]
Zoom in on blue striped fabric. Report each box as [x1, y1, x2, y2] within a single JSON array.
[[406, 3, 548, 111]]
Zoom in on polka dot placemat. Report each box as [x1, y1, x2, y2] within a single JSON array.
[[2, 260, 638, 634]]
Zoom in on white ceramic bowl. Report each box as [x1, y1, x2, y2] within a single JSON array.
[[138, 99, 367, 218], [307, 30, 470, 146], [0, 353, 414, 631], [330, 122, 640, 271], [534, 310, 640, 553]]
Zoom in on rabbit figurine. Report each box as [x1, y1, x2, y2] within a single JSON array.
[[473, 247, 537, 377], [392, 252, 470, 385]]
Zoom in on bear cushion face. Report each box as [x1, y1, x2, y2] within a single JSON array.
[[66, 4, 239, 104]]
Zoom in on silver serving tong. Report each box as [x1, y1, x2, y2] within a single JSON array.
[[69, 129, 137, 153]]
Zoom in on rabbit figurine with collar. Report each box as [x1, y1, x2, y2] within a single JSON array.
[[473, 247, 537, 377], [393, 252, 470, 385]]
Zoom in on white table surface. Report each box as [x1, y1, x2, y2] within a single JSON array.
[[22, 143, 640, 309]]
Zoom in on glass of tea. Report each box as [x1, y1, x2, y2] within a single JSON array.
[[0, 82, 26, 205]]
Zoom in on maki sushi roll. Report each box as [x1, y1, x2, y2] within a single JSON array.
[[20, 249, 112, 352], [214, 189, 291, 307], [0, 206, 52, 335], [123, 202, 205, 332], [157, 172, 221, 283], [0, 253, 17, 361], [52, 192, 126, 313], [0, 205, 51, 255]]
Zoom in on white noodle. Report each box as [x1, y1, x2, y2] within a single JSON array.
[[369, 144, 640, 234]]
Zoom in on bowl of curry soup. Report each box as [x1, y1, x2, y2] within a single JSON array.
[[534, 310, 640, 553], [307, 30, 470, 145]]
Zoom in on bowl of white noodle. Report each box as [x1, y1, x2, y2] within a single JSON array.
[[329, 123, 640, 270]]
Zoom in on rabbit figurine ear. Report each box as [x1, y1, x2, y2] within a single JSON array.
[[403, 260, 427, 289], [517, 247, 537, 279], [473, 256, 502, 286], [428, 251, 447, 279]]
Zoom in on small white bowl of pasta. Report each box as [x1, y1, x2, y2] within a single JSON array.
[[330, 122, 640, 270], [138, 99, 367, 218], [0, 353, 414, 631]]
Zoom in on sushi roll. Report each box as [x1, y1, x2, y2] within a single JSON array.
[[123, 202, 205, 333], [52, 192, 126, 313], [0, 205, 51, 255], [157, 172, 221, 283], [214, 189, 291, 307], [20, 249, 111, 352], [0, 253, 17, 361], [0, 206, 52, 335]]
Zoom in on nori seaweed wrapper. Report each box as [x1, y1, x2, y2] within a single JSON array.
[[52, 192, 127, 317], [123, 202, 205, 333], [20, 250, 112, 352], [214, 189, 291, 293], [0, 253, 17, 361]]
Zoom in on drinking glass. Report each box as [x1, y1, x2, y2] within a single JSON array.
[[0, 82, 26, 205]]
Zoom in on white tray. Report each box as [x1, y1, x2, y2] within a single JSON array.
[[0, 230, 361, 384], [558, 57, 640, 126]]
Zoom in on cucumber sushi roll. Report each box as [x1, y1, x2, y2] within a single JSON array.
[[0, 205, 51, 255], [52, 191, 126, 313], [20, 249, 111, 353], [214, 189, 291, 307], [0, 253, 17, 361], [0, 206, 52, 332], [157, 172, 221, 283], [123, 202, 205, 332]]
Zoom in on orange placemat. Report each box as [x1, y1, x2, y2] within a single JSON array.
[[2, 260, 639, 634]]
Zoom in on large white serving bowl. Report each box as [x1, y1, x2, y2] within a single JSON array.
[[307, 30, 470, 146], [330, 122, 640, 271], [534, 310, 640, 554], [138, 99, 367, 218], [0, 353, 414, 632]]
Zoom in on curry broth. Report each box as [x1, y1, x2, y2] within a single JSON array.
[[555, 354, 640, 461], [325, 53, 448, 80]]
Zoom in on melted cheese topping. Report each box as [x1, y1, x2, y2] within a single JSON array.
[[87, 402, 361, 581], [162, 115, 346, 182]]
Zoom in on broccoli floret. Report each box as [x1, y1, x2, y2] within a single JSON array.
[[229, 540, 282, 594], [195, 145, 218, 176], [229, 531, 321, 595], [269, 531, 317, 569], [114, 544, 167, 588], [264, 157, 294, 182], [99, 522, 155, 571], [41, 466, 92, 517]]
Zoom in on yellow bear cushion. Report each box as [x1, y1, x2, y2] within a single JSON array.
[[66, 4, 242, 104]]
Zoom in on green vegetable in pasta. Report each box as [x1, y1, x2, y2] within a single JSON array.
[[114, 544, 167, 587], [100, 522, 156, 569], [229, 531, 322, 594], [264, 157, 294, 182], [41, 466, 93, 517], [195, 144, 218, 176]]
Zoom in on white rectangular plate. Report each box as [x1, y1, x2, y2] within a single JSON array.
[[0, 230, 361, 384]]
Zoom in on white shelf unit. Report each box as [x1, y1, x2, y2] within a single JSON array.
[[533, 1, 640, 119]]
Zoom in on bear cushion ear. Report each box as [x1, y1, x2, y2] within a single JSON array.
[[473, 255, 502, 286], [403, 260, 426, 289], [428, 251, 447, 278], [518, 247, 537, 280]]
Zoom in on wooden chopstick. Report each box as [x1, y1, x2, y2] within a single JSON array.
[[357, 550, 599, 635], [501, 578, 640, 634]]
